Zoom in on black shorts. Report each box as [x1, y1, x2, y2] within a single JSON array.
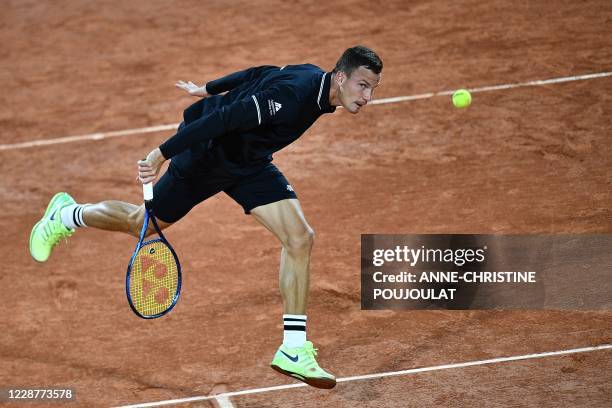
[[152, 160, 297, 223]]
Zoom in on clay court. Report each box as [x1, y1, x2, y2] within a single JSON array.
[[1, 0, 611, 406]]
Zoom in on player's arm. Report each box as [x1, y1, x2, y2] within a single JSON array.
[[158, 85, 299, 160], [205, 65, 278, 95], [175, 66, 278, 98]]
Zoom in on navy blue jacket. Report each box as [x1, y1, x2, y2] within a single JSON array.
[[159, 64, 336, 175]]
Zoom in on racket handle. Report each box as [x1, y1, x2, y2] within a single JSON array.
[[143, 182, 153, 201]]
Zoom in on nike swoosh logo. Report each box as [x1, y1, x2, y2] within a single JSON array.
[[280, 350, 299, 362], [50, 210, 57, 221]]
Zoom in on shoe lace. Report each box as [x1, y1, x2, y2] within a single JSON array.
[[303, 342, 320, 369], [42, 219, 73, 245]]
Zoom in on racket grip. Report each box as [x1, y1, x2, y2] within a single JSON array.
[[143, 182, 153, 201]]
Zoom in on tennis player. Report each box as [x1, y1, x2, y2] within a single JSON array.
[[29, 45, 382, 389]]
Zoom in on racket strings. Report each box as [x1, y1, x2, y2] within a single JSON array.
[[130, 240, 179, 316]]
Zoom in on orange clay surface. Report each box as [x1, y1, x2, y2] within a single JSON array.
[[1, 1, 610, 407]]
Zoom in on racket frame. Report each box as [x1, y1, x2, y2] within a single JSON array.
[[125, 190, 182, 319]]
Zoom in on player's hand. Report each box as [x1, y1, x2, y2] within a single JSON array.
[[137, 148, 166, 184], [175, 80, 210, 98]]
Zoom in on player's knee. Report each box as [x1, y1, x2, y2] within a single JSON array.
[[284, 227, 314, 255]]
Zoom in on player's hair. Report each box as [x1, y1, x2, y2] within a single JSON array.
[[333, 45, 383, 76]]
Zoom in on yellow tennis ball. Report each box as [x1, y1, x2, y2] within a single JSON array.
[[452, 89, 472, 108]]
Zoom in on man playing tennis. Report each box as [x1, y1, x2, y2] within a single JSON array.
[[29, 45, 382, 389]]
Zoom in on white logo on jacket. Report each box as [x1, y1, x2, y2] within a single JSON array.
[[268, 99, 282, 116]]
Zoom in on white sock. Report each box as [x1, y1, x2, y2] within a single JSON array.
[[60, 204, 89, 229], [283, 314, 307, 348]]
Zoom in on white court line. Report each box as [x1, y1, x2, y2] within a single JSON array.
[[1, 71, 610, 152], [0, 123, 180, 151], [114, 343, 612, 408], [214, 394, 235, 408]]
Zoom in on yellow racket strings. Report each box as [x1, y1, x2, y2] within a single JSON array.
[[130, 241, 178, 316]]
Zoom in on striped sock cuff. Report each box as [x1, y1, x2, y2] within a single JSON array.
[[283, 314, 306, 331], [283, 314, 307, 348], [60, 204, 89, 229], [75, 205, 86, 227]]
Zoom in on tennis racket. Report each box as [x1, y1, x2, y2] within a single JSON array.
[[126, 182, 182, 319]]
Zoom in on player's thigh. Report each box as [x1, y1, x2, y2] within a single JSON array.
[[250, 199, 314, 249]]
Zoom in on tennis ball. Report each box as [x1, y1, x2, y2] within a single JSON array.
[[452, 89, 471, 108]]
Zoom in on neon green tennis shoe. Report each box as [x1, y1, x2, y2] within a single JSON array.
[[29, 192, 76, 262], [270, 341, 336, 389]]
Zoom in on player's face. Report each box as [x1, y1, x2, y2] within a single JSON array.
[[337, 66, 381, 114]]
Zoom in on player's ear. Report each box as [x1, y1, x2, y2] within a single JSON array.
[[336, 71, 346, 86]]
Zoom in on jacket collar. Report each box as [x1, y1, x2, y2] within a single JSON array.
[[317, 72, 336, 113]]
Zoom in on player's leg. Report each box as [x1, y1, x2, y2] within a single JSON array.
[[250, 198, 313, 315], [29, 154, 221, 262], [29, 194, 172, 263], [225, 164, 336, 388], [251, 199, 335, 389], [81, 201, 170, 238]]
